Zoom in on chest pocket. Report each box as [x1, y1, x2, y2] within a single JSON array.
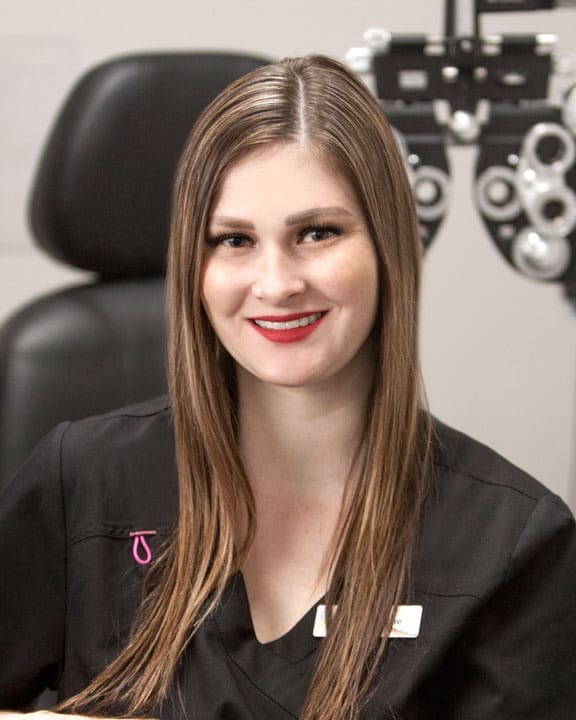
[[62, 525, 171, 696]]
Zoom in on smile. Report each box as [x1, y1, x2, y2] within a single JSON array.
[[248, 311, 327, 343], [252, 312, 323, 330]]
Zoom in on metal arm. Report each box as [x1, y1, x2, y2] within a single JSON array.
[[347, 0, 576, 304]]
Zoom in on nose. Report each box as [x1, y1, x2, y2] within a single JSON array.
[[251, 245, 306, 303]]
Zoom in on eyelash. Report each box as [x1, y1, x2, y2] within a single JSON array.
[[298, 224, 341, 243], [206, 233, 251, 248], [206, 224, 341, 248]]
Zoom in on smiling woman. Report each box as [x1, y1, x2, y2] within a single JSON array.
[[1, 55, 575, 720]]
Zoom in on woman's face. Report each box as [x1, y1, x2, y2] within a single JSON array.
[[201, 142, 379, 390]]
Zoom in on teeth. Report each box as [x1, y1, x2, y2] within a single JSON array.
[[254, 312, 322, 330]]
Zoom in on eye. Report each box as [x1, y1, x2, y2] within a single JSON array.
[[206, 233, 253, 249], [299, 225, 341, 243]]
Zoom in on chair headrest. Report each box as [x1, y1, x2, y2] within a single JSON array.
[[29, 52, 271, 278]]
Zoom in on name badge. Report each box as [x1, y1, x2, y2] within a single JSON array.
[[312, 604, 423, 639]]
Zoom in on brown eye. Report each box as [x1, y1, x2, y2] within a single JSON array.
[[222, 236, 250, 248], [207, 234, 252, 248], [299, 225, 340, 243]]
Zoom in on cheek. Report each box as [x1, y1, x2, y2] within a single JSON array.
[[325, 251, 379, 315], [200, 259, 245, 323], [200, 261, 226, 328]]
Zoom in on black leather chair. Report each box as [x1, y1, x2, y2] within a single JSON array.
[[0, 52, 270, 490]]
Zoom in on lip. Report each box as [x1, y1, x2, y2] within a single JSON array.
[[248, 311, 327, 343], [250, 312, 324, 322]]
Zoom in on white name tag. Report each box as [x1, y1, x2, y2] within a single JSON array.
[[312, 603, 423, 639]]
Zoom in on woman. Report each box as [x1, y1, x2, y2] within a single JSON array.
[[1, 55, 575, 720]]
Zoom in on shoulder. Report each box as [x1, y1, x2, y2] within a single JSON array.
[[430, 417, 551, 502], [2, 395, 174, 501], [61, 394, 173, 452], [401, 420, 576, 718], [416, 417, 574, 595], [54, 395, 177, 533]]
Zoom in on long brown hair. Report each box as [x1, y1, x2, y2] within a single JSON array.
[[60, 55, 431, 719]]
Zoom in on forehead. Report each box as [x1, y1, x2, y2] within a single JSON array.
[[210, 142, 362, 218]]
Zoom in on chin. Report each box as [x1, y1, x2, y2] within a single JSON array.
[[241, 362, 329, 389], [257, 372, 323, 389]]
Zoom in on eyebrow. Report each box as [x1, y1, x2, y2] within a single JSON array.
[[210, 216, 255, 229], [284, 207, 355, 225], [210, 206, 356, 230]]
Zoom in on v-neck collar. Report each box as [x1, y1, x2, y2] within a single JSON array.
[[211, 573, 323, 716], [215, 572, 322, 664]]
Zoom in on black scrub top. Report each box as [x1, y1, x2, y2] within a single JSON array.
[[1, 396, 575, 719]]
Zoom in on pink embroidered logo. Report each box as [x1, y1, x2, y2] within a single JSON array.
[[129, 530, 157, 565]]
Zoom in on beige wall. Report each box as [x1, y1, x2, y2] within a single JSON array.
[[1, 0, 575, 505]]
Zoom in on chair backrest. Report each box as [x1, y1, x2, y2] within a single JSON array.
[[0, 51, 270, 488]]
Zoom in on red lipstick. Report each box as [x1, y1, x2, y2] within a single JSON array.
[[249, 311, 327, 344]]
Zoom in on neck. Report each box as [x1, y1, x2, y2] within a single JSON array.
[[237, 354, 375, 496]]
